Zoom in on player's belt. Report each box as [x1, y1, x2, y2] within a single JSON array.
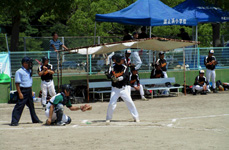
[[20, 87, 32, 90], [42, 79, 52, 82]]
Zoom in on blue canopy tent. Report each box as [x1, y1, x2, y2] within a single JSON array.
[[173, 0, 229, 44], [95, 0, 198, 38], [173, 0, 229, 23]]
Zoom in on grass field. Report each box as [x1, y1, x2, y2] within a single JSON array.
[[0, 92, 229, 150]]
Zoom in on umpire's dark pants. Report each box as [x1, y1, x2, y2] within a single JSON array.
[[11, 87, 40, 124]]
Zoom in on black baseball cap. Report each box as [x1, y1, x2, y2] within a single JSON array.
[[159, 51, 165, 55]]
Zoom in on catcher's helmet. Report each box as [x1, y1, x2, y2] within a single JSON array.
[[42, 56, 49, 63], [61, 84, 72, 92]]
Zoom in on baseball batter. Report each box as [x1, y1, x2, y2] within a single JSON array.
[[204, 49, 218, 93], [38, 56, 56, 108], [105, 54, 139, 123], [192, 70, 209, 95]]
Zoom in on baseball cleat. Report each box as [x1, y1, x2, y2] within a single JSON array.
[[134, 118, 140, 122], [56, 121, 66, 126], [105, 120, 110, 123], [141, 96, 148, 101]]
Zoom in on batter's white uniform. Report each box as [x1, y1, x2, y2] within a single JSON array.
[[106, 86, 139, 120], [106, 63, 139, 121]]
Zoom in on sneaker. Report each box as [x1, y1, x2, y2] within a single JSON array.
[[141, 96, 148, 101], [34, 120, 43, 124], [42, 104, 46, 110], [134, 118, 140, 122], [193, 90, 197, 95], [10, 123, 18, 126], [213, 89, 218, 93], [105, 120, 110, 123], [201, 91, 207, 95], [56, 121, 66, 126]]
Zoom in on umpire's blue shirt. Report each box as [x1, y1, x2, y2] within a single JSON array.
[[15, 67, 32, 88]]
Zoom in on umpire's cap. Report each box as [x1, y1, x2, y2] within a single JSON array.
[[21, 56, 33, 65], [115, 53, 125, 63], [42, 56, 49, 63]]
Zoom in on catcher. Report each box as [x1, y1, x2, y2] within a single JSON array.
[[45, 84, 92, 126], [192, 70, 209, 95]]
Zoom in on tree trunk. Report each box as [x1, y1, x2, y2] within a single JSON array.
[[211, 0, 221, 47], [212, 23, 221, 47], [10, 13, 21, 51]]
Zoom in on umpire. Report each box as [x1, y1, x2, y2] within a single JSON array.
[[11, 57, 42, 126]]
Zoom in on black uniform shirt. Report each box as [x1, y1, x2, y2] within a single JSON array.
[[156, 58, 167, 71], [129, 73, 140, 87], [37, 64, 54, 81], [194, 75, 209, 86], [204, 56, 217, 70], [150, 68, 164, 79], [107, 64, 129, 88]]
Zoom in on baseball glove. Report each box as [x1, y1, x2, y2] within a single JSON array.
[[111, 75, 119, 83], [212, 60, 217, 65], [80, 104, 92, 112]]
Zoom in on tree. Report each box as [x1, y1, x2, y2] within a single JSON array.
[[0, 0, 73, 51]]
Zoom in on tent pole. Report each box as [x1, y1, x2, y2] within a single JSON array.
[[149, 26, 152, 38], [195, 25, 198, 47], [94, 22, 97, 45], [183, 47, 186, 96], [86, 48, 90, 102], [57, 52, 60, 93]]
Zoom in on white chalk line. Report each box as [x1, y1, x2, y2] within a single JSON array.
[[167, 114, 229, 127], [0, 114, 228, 131]]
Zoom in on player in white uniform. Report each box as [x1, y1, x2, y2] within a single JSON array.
[[204, 50, 218, 93], [105, 54, 140, 123], [192, 70, 209, 95], [38, 57, 56, 108]]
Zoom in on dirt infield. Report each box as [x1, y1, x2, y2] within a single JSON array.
[[1, 92, 229, 150]]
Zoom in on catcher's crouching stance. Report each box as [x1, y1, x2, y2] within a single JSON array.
[[105, 54, 139, 123], [45, 84, 92, 126]]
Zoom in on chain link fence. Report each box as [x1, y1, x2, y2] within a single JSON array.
[[8, 46, 229, 77]]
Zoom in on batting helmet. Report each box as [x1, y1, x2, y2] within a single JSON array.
[[42, 56, 49, 63]]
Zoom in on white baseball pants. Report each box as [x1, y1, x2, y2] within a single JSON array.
[[106, 86, 139, 120], [129, 84, 145, 97], [206, 69, 216, 89], [163, 71, 168, 78], [45, 109, 68, 123], [192, 85, 209, 92], [41, 80, 56, 105]]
